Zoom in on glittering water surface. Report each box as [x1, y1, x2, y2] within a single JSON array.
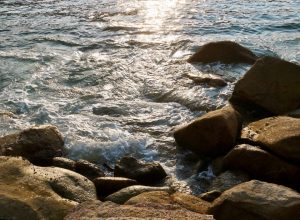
[[0, 0, 299, 194]]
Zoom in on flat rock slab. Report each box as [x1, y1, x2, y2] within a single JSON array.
[[208, 180, 300, 220], [65, 201, 215, 220], [241, 116, 300, 164]]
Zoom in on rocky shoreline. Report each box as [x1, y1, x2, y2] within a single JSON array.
[[1, 41, 300, 220]]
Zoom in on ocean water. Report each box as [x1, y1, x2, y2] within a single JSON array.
[[0, 0, 299, 194]]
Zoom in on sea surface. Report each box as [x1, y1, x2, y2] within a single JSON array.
[[0, 0, 299, 194]]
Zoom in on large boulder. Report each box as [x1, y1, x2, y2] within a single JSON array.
[[105, 185, 171, 204], [65, 201, 215, 220], [0, 156, 97, 220], [208, 180, 300, 220], [174, 105, 241, 157], [230, 57, 300, 114], [114, 156, 167, 185], [93, 177, 138, 198], [0, 125, 64, 165], [188, 41, 257, 64], [240, 116, 300, 164], [223, 144, 300, 188]]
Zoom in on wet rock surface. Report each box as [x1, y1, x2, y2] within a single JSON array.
[[114, 156, 167, 185], [230, 57, 300, 114], [185, 73, 227, 87], [208, 180, 300, 220], [188, 41, 257, 64], [174, 105, 241, 157]]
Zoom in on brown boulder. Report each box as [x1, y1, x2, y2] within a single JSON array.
[[0, 156, 97, 220], [93, 177, 138, 198], [230, 57, 300, 114], [240, 116, 300, 164], [208, 180, 300, 220], [224, 144, 300, 188], [0, 125, 64, 165], [114, 156, 167, 185], [65, 201, 215, 220], [188, 41, 257, 64], [174, 105, 241, 157]]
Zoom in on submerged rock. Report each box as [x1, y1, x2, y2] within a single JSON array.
[[0, 156, 97, 220], [93, 177, 138, 198], [65, 200, 215, 220], [185, 73, 227, 87], [188, 41, 257, 64], [75, 159, 105, 181], [230, 57, 300, 114], [114, 156, 167, 185], [0, 125, 64, 165], [174, 105, 241, 157], [224, 144, 300, 188], [241, 116, 300, 164], [208, 180, 300, 220], [105, 185, 171, 204]]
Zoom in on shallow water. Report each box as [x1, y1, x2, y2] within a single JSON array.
[[0, 0, 299, 194]]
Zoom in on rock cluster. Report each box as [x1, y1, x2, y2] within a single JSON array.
[[1, 41, 299, 220]]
